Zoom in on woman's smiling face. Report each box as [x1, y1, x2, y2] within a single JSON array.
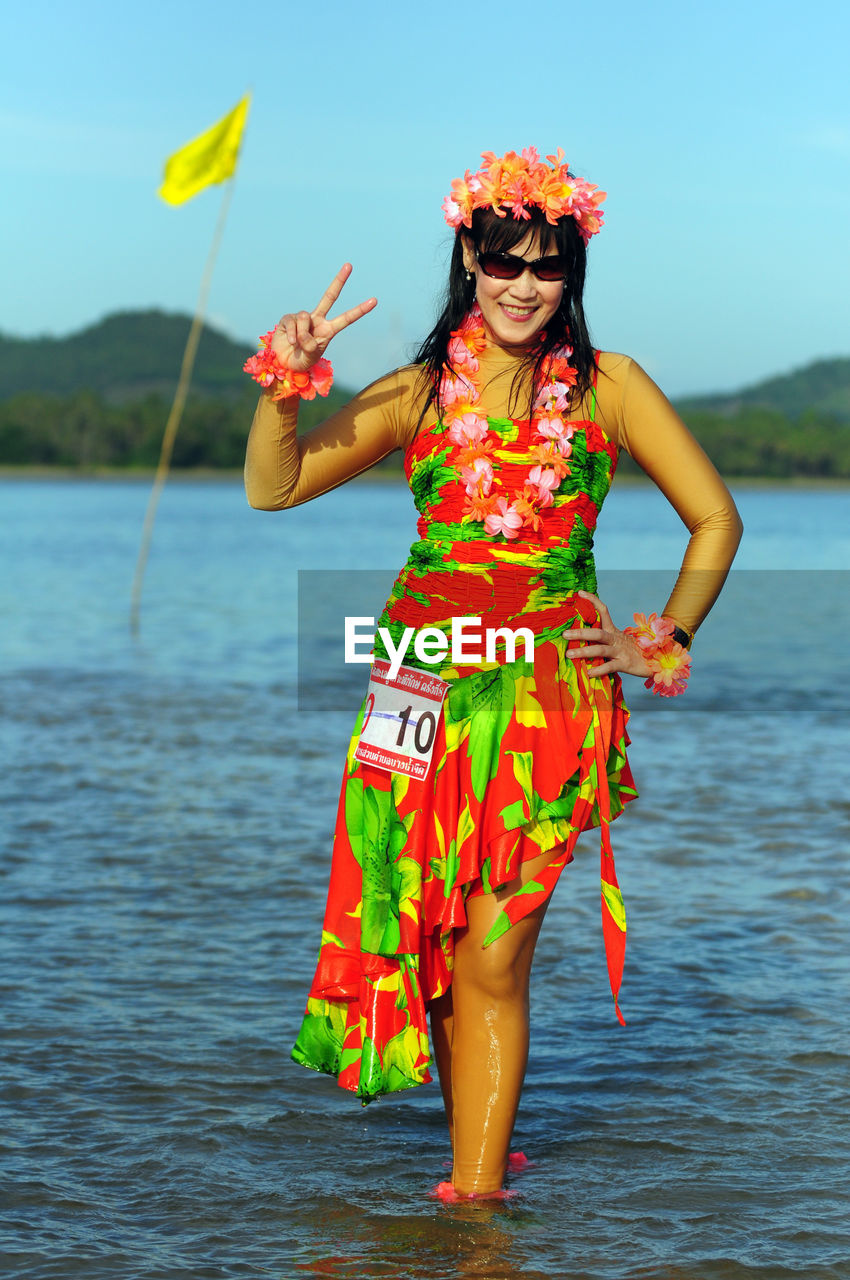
[[461, 230, 565, 348]]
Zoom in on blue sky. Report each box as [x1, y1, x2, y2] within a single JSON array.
[[3, 0, 848, 396]]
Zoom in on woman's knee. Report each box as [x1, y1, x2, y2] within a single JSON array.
[[453, 849, 557, 1003], [454, 918, 542, 1004], [457, 951, 526, 1004]]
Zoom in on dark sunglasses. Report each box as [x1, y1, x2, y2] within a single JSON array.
[[475, 249, 567, 282]]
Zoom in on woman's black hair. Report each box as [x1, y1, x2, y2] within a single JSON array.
[[414, 203, 597, 424]]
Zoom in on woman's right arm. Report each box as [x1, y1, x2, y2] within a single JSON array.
[[245, 262, 424, 510], [244, 366, 421, 510]]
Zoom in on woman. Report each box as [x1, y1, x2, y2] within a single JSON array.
[[244, 148, 743, 1200]]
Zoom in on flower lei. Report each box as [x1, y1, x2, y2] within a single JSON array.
[[442, 147, 606, 244], [439, 303, 578, 541], [243, 329, 334, 401], [623, 613, 692, 697]]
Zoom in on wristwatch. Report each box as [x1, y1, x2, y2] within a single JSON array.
[[670, 624, 693, 651]]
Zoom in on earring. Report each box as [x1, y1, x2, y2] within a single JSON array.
[[464, 269, 473, 282]]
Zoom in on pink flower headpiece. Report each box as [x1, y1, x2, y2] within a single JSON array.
[[442, 147, 606, 244]]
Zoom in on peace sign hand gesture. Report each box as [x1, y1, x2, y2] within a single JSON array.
[[270, 263, 377, 373]]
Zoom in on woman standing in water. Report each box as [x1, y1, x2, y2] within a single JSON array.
[[244, 148, 743, 1200]]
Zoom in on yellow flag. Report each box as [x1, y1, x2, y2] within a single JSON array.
[[158, 94, 251, 206]]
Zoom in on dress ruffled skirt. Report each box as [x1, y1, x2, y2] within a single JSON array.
[[292, 610, 637, 1102]]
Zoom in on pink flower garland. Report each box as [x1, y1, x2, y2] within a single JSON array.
[[442, 147, 606, 244], [440, 304, 577, 541], [244, 329, 334, 401], [623, 613, 692, 697]]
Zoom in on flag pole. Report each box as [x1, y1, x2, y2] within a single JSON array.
[[130, 175, 236, 635]]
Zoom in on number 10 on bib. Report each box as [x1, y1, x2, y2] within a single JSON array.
[[354, 660, 450, 780]]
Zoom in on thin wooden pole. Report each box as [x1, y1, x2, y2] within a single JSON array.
[[130, 176, 235, 635]]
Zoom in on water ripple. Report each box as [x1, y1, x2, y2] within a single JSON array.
[[2, 481, 849, 1278]]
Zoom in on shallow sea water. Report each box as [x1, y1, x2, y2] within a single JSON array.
[[1, 477, 849, 1279]]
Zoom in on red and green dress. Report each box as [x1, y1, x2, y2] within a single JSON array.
[[292, 372, 638, 1101]]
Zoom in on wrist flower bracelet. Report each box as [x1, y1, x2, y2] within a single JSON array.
[[243, 329, 334, 401], [623, 612, 693, 697]]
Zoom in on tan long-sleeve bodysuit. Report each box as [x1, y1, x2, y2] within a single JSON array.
[[245, 348, 743, 636]]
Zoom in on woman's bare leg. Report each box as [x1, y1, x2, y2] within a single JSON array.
[[429, 988, 455, 1144], [447, 844, 563, 1195]]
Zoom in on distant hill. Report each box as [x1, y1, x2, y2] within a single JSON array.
[[1, 311, 848, 475], [0, 310, 256, 402], [2, 309, 849, 420], [678, 356, 850, 424], [0, 310, 360, 469]]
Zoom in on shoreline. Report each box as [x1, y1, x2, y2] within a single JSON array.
[[1, 465, 850, 489]]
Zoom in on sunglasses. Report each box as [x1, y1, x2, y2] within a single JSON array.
[[475, 249, 567, 282]]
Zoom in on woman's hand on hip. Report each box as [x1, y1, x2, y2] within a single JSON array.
[[271, 264, 377, 372], [568, 591, 652, 680]]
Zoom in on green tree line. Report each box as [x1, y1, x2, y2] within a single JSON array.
[[2, 387, 849, 477], [616, 406, 850, 479], [2, 311, 847, 476], [0, 386, 391, 471]]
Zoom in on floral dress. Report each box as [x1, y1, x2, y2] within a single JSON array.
[[292, 358, 638, 1101]]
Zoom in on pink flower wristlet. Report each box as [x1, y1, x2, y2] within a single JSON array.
[[623, 612, 693, 697], [243, 329, 334, 401]]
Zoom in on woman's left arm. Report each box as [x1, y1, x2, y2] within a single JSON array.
[[568, 354, 743, 680], [599, 354, 744, 638]]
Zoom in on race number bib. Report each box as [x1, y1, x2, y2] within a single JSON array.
[[354, 659, 449, 780]]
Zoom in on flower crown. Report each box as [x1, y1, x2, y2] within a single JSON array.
[[442, 147, 606, 244]]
